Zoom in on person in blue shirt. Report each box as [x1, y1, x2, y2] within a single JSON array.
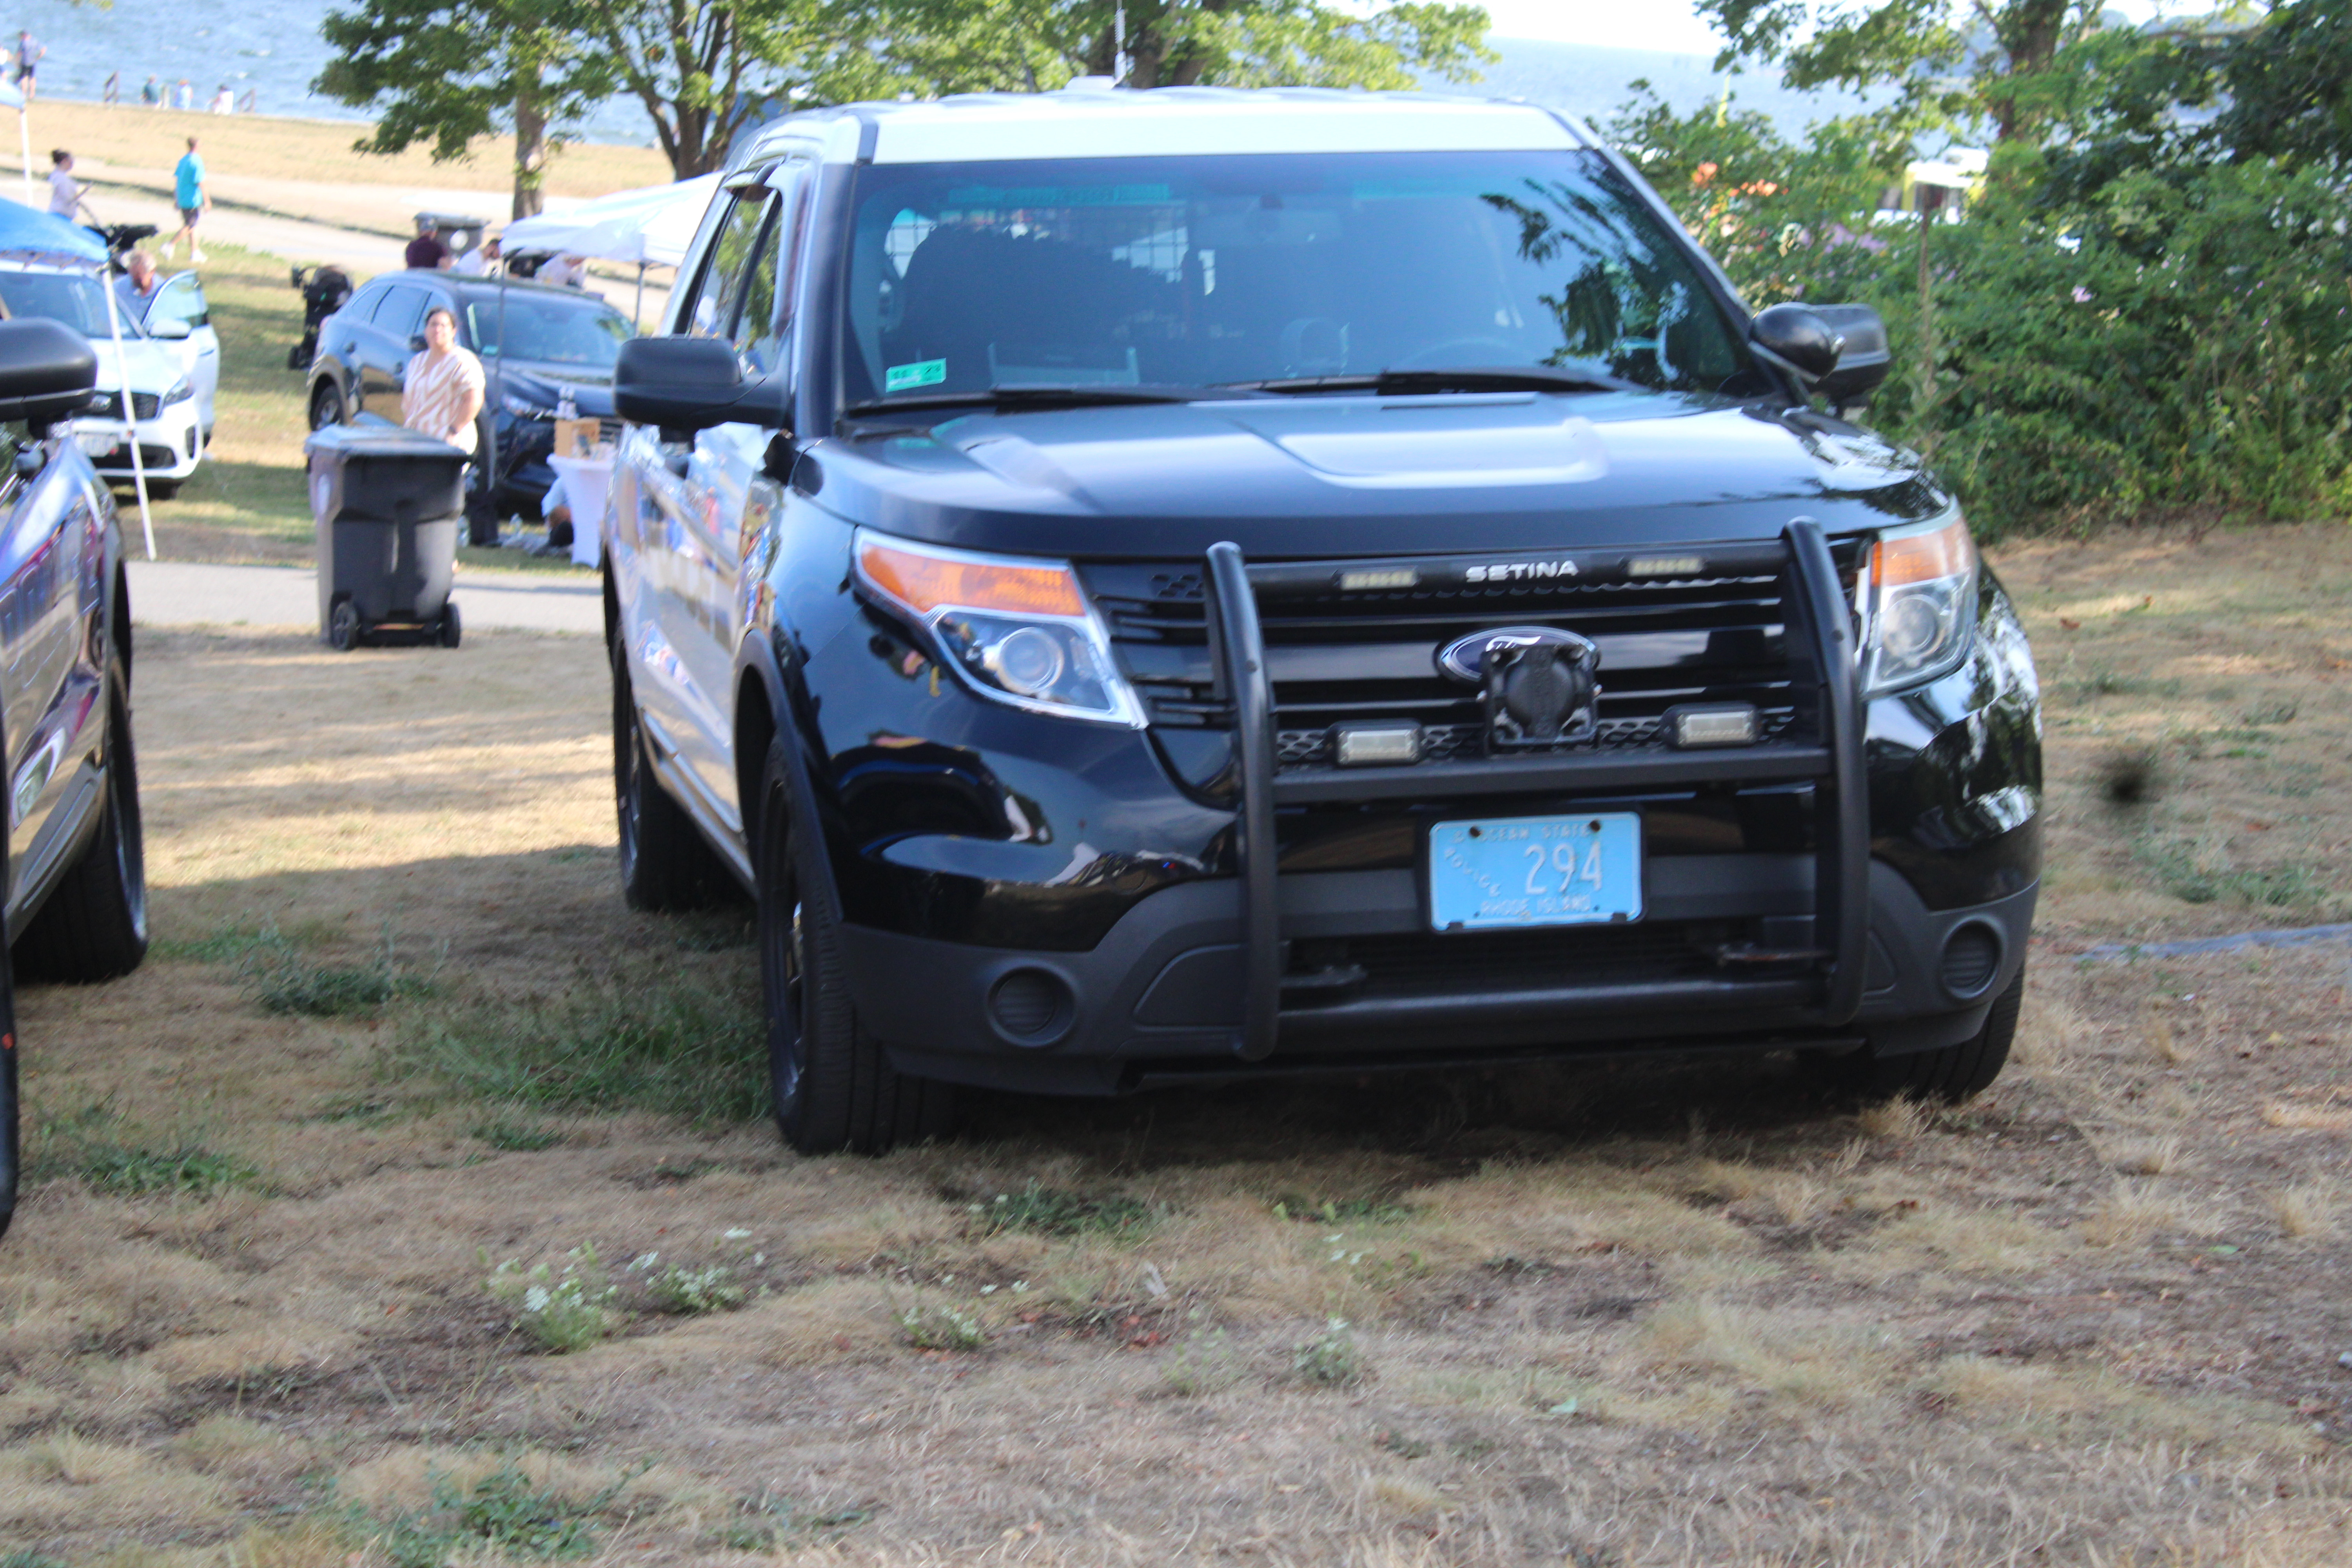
[[167, 137, 208, 265]]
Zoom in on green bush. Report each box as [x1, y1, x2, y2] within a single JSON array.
[[1607, 31, 2352, 535]]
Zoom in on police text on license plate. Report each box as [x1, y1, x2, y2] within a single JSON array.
[[1427, 813, 1643, 932]]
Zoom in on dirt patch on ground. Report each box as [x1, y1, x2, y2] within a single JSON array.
[[4, 532, 2350, 1566]]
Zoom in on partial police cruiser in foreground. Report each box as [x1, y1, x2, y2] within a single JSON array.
[[602, 85, 2041, 1153]]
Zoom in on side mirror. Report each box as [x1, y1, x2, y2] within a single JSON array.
[[1808, 304, 1891, 412], [1749, 303, 1845, 385], [149, 317, 191, 341], [614, 335, 789, 433], [408, 332, 428, 354], [0, 318, 99, 435]]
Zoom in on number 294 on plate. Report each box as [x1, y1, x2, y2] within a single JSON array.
[[1427, 813, 1643, 932]]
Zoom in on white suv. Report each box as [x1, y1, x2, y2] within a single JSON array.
[[0, 263, 206, 497]]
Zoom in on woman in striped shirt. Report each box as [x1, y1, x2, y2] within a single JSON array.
[[401, 306, 485, 452]]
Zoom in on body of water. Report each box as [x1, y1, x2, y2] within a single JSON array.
[[9, 0, 1851, 154]]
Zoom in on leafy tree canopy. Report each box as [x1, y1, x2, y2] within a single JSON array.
[[316, 0, 612, 216]]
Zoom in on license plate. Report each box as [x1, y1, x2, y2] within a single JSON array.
[[1428, 812, 1643, 932]]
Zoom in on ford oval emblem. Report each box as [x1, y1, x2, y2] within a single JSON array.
[[1436, 625, 1598, 685]]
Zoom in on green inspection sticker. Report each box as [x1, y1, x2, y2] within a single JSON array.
[[886, 358, 947, 393]]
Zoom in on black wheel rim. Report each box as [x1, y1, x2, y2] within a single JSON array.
[[759, 781, 808, 1127], [309, 385, 337, 430]]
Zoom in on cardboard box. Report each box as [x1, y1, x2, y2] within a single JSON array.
[[552, 418, 602, 460]]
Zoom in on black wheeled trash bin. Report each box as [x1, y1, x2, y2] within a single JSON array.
[[304, 423, 467, 651]]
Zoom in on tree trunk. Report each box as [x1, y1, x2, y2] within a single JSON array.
[[513, 77, 547, 220]]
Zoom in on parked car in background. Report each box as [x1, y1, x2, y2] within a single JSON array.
[[0, 262, 204, 497], [606, 88, 2042, 1154], [303, 270, 633, 520]]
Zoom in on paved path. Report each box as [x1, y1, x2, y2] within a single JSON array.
[[128, 559, 600, 635]]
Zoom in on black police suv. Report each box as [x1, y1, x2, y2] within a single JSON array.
[[603, 87, 2042, 1153], [305, 270, 632, 521]]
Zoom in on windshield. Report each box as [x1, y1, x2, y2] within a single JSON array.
[[0, 271, 143, 339], [840, 150, 1762, 406], [466, 294, 632, 368]]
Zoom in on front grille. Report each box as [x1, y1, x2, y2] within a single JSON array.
[[86, 390, 163, 421], [1086, 549, 1855, 770], [1337, 923, 1717, 995], [91, 443, 180, 471]]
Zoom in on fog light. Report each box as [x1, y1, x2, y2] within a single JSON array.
[[987, 968, 1073, 1045], [1667, 704, 1760, 748], [1332, 720, 1420, 767]]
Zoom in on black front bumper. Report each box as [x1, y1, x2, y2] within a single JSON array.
[[822, 522, 2037, 1094], [843, 858, 2033, 1094]]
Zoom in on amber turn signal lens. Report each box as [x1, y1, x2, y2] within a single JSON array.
[[857, 539, 1086, 619], [1872, 514, 1976, 588]]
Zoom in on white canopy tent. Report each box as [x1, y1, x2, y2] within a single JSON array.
[[501, 174, 720, 325]]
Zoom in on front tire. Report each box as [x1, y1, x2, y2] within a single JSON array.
[[610, 627, 728, 911], [1818, 967, 2024, 1104], [15, 679, 150, 984], [756, 735, 951, 1154], [437, 601, 463, 649], [307, 380, 343, 431]]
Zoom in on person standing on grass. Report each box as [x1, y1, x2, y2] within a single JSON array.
[[13, 32, 41, 103], [140, 75, 162, 106], [167, 137, 208, 265], [404, 215, 450, 270], [401, 305, 485, 455], [46, 150, 92, 223]]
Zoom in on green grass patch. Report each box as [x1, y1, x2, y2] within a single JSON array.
[[241, 928, 430, 1018], [397, 962, 765, 1123], [2138, 835, 2336, 908], [151, 926, 285, 964], [353, 1461, 647, 1566], [1271, 1193, 1418, 1225], [965, 1181, 1155, 1239], [712, 1493, 873, 1550], [473, 1116, 564, 1152], [28, 1109, 259, 1196]]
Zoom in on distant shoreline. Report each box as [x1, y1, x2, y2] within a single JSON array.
[[34, 94, 648, 148]]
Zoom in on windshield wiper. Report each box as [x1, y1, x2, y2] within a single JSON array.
[[1228, 366, 1635, 396], [842, 383, 1258, 417]]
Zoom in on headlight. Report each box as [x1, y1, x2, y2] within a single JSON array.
[[854, 529, 1143, 725], [160, 378, 193, 407], [502, 391, 553, 419], [1860, 510, 1978, 695]]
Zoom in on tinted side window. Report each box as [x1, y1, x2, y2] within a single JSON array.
[[732, 163, 816, 376], [684, 191, 776, 344], [374, 285, 430, 337], [344, 284, 385, 323]]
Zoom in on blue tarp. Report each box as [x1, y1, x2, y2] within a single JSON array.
[[0, 197, 108, 265]]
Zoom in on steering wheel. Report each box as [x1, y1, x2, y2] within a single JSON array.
[[1389, 336, 1520, 370]]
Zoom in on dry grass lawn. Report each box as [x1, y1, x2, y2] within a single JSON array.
[[9, 99, 672, 202], [4, 525, 2350, 1566]]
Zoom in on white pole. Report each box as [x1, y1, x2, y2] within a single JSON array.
[[99, 264, 155, 561], [632, 260, 644, 331]]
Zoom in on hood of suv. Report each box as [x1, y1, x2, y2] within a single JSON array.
[[81, 338, 189, 397], [816, 392, 1950, 558]]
